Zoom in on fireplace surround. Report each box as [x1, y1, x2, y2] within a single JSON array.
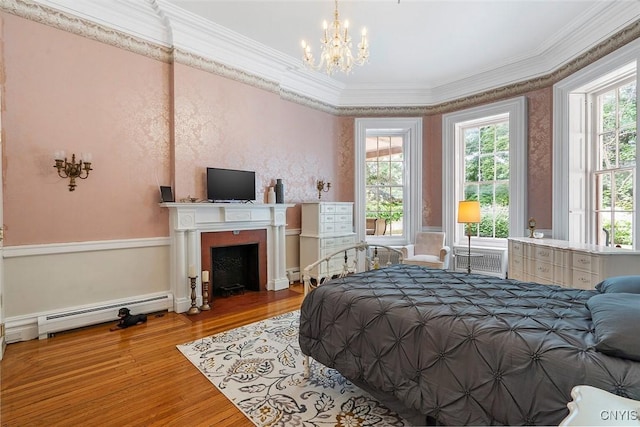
[[162, 202, 293, 313]]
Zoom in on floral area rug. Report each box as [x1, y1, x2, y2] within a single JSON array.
[[176, 310, 409, 426]]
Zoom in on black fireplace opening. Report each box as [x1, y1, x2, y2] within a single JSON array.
[[211, 243, 260, 296]]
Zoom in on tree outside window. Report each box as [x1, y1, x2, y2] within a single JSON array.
[[462, 120, 510, 238]]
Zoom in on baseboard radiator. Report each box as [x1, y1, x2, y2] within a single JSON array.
[[453, 246, 508, 278], [37, 293, 173, 340]]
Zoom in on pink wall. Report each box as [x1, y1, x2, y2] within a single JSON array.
[[171, 64, 342, 229], [2, 13, 171, 245], [0, 11, 554, 247], [526, 87, 553, 229], [423, 114, 444, 227]]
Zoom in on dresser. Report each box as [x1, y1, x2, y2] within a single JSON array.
[[508, 237, 640, 289], [300, 202, 357, 281]]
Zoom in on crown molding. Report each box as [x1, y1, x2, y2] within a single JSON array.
[[1, 0, 172, 62], [2, 0, 639, 114]]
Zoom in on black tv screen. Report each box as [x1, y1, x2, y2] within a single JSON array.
[[207, 167, 256, 202]]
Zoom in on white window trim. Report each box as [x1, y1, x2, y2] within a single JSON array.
[[443, 96, 528, 249], [355, 118, 422, 246], [552, 38, 640, 247]]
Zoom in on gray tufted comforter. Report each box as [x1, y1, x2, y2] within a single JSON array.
[[298, 264, 640, 426]]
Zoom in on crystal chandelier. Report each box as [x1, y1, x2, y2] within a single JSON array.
[[301, 0, 369, 75]]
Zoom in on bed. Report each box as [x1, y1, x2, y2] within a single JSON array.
[[298, 243, 640, 426]]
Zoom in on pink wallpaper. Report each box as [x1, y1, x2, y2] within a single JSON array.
[[0, 11, 554, 247], [171, 63, 341, 230], [423, 114, 443, 227], [526, 87, 553, 229], [2, 13, 171, 245]]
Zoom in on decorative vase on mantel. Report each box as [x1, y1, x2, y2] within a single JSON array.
[[275, 179, 284, 204], [267, 187, 276, 204]]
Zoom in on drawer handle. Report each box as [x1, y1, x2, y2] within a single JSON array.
[[578, 258, 590, 265], [578, 276, 589, 283]]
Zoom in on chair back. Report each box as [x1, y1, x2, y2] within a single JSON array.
[[414, 232, 445, 256], [374, 218, 387, 235]]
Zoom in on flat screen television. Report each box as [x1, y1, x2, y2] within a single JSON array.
[[206, 167, 256, 202]]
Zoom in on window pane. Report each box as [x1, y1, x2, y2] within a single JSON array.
[[465, 129, 479, 154], [614, 170, 634, 211], [480, 126, 495, 152], [464, 184, 479, 201], [479, 154, 495, 181], [612, 211, 633, 247], [495, 123, 509, 151], [600, 91, 617, 133], [598, 173, 612, 210], [495, 182, 509, 206], [618, 130, 636, 168], [600, 131, 617, 170], [479, 183, 494, 206], [495, 152, 509, 180], [465, 153, 479, 182], [619, 82, 637, 130]]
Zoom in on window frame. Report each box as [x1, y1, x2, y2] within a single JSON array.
[[591, 76, 636, 247], [443, 97, 528, 249], [552, 38, 639, 247], [355, 118, 422, 246]]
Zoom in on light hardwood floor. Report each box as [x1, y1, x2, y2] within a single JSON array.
[[1, 285, 305, 427]]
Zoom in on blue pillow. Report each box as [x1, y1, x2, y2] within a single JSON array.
[[595, 275, 640, 294], [587, 293, 640, 362]]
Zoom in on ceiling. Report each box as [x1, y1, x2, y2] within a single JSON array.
[[165, 0, 639, 96]]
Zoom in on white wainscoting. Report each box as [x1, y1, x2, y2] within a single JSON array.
[[3, 237, 171, 343]]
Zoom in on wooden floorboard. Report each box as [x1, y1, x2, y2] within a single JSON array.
[[0, 284, 305, 427]]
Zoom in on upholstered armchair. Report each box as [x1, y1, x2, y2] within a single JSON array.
[[401, 231, 451, 269]]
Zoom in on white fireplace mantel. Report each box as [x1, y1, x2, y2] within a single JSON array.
[[162, 202, 294, 313]]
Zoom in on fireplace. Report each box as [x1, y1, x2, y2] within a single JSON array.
[[201, 229, 267, 303], [163, 203, 291, 313], [210, 244, 259, 296]]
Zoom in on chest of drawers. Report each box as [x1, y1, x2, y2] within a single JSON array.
[[300, 202, 356, 281], [508, 237, 640, 289]]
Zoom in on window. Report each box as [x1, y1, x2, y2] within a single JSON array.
[[460, 117, 510, 239], [365, 135, 404, 236], [355, 118, 422, 245], [593, 79, 636, 247], [553, 39, 638, 248], [443, 97, 527, 249]]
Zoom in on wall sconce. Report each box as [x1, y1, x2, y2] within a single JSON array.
[[316, 179, 331, 199], [53, 151, 93, 191]]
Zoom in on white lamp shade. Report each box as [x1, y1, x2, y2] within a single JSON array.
[[457, 200, 481, 223]]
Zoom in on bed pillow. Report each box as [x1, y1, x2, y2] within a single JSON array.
[[587, 293, 640, 361], [595, 275, 640, 294]]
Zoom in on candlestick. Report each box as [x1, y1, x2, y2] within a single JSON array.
[[187, 276, 201, 315], [200, 276, 211, 311]]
